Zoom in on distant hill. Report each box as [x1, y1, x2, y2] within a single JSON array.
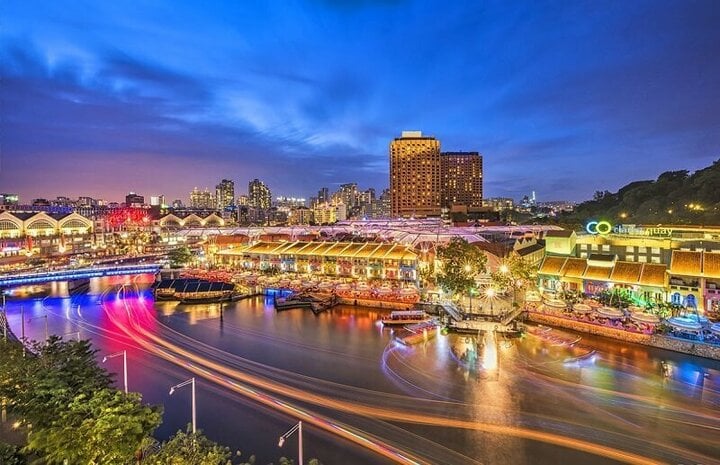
[[562, 159, 720, 226]]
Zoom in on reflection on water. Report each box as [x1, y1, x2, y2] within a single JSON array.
[[4, 274, 720, 465]]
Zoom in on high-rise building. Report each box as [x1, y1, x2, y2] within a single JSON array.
[[317, 187, 329, 204], [215, 179, 235, 210], [440, 151, 483, 208], [338, 183, 359, 208], [189, 187, 215, 209], [0, 193, 19, 205], [125, 192, 145, 207], [237, 195, 249, 207], [248, 179, 271, 209], [389, 131, 441, 218]]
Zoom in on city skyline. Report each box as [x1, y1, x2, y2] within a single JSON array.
[[2, 1, 720, 203]]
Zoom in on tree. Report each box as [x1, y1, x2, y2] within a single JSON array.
[[0, 337, 113, 430], [144, 427, 233, 465], [168, 246, 193, 268], [26, 389, 162, 464], [490, 254, 537, 308], [435, 238, 487, 299]]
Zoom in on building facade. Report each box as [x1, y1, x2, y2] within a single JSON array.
[[248, 179, 272, 209], [440, 151, 483, 208], [390, 131, 441, 218], [215, 179, 235, 210], [190, 188, 215, 209]]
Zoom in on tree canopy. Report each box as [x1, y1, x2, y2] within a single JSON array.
[[435, 238, 487, 297], [564, 159, 720, 225]]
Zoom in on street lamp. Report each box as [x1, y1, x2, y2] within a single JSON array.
[[169, 377, 196, 434], [27, 313, 49, 342], [464, 264, 474, 313], [103, 350, 128, 394], [278, 420, 303, 465], [486, 287, 496, 314]]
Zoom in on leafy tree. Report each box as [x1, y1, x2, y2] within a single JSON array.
[[0, 442, 26, 465], [26, 389, 162, 464], [435, 238, 487, 299], [490, 254, 537, 308], [168, 246, 194, 268], [144, 427, 232, 465], [0, 337, 113, 429]]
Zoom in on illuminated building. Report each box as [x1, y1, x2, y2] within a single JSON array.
[[215, 179, 235, 210], [248, 179, 271, 209], [0, 211, 95, 258], [275, 196, 306, 208], [215, 241, 418, 281], [390, 131, 441, 218], [287, 207, 313, 225], [190, 187, 215, 209], [539, 224, 720, 314], [157, 212, 225, 229], [440, 151, 482, 208], [0, 193, 19, 205], [317, 187, 329, 204], [125, 192, 145, 207], [482, 197, 515, 211], [338, 183, 359, 208]]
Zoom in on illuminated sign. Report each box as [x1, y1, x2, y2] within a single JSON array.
[[585, 221, 613, 235]]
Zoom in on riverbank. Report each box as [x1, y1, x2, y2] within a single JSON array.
[[528, 311, 720, 361]]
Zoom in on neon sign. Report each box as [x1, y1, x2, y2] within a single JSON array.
[[585, 221, 612, 235]]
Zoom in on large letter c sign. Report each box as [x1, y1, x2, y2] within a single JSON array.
[[586, 221, 612, 235]]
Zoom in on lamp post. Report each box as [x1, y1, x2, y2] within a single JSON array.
[[278, 420, 303, 465], [28, 313, 49, 342], [464, 264, 474, 314], [486, 287, 496, 315], [103, 350, 128, 394], [169, 377, 196, 434]]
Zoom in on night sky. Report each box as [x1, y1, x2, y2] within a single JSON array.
[[2, 0, 719, 204]]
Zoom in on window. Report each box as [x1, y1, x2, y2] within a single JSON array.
[[626, 246, 634, 253], [638, 247, 647, 253], [651, 247, 660, 254], [638, 256, 647, 263], [602, 245, 610, 251], [651, 256, 660, 263], [626, 255, 635, 261]]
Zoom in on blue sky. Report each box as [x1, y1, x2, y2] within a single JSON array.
[[1, 0, 719, 203]]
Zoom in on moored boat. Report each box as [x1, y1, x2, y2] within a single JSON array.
[[381, 310, 430, 326]]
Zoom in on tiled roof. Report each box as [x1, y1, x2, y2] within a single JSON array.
[[610, 262, 643, 284], [538, 256, 566, 275], [669, 250, 702, 276], [516, 243, 544, 257], [639, 264, 667, 287], [584, 265, 612, 280], [702, 252, 720, 279], [561, 258, 587, 278]]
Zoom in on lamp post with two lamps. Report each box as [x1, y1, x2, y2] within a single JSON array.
[[278, 421, 303, 465], [103, 350, 128, 394], [169, 377, 196, 434]]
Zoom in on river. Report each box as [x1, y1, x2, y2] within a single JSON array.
[[4, 274, 720, 465]]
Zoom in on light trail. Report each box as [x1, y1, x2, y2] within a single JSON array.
[[107, 290, 673, 465]]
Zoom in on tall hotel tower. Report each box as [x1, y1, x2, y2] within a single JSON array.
[[389, 131, 441, 218]]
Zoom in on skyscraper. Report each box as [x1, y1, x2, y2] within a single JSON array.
[[190, 187, 215, 209], [317, 187, 329, 204], [215, 179, 235, 210], [125, 192, 145, 207], [440, 151, 483, 208], [389, 131, 441, 218], [248, 179, 271, 209]]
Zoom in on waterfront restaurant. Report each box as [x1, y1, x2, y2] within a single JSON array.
[[537, 254, 667, 303], [214, 241, 419, 282], [667, 250, 720, 316]]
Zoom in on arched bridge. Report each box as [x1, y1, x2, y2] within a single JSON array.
[[0, 263, 161, 287]]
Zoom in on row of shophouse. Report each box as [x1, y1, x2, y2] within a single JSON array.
[[538, 227, 720, 315], [214, 241, 420, 282]]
